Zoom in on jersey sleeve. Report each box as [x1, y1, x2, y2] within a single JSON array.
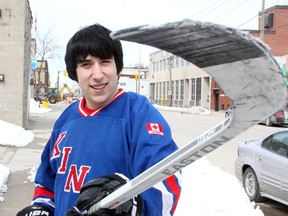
[[129, 97, 182, 215], [31, 135, 57, 213]]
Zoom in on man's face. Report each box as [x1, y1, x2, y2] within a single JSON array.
[[76, 54, 119, 110]]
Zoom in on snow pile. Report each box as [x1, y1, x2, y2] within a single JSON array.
[[0, 99, 52, 147], [175, 158, 264, 216], [154, 104, 211, 115], [0, 164, 10, 202], [29, 99, 51, 114], [0, 120, 34, 147]]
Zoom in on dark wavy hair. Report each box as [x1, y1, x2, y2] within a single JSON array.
[[64, 24, 123, 81]]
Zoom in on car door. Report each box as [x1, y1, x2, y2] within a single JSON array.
[[279, 136, 288, 202], [254, 132, 288, 199]]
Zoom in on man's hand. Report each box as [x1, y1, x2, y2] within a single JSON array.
[[66, 174, 143, 216]]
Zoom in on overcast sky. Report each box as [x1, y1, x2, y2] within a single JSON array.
[[28, 0, 284, 86]]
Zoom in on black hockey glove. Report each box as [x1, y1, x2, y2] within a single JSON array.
[[65, 174, 143, 216], [16, 205, 53, 216]]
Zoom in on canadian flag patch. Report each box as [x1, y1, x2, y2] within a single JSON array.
[[146, 123, 164, 136]]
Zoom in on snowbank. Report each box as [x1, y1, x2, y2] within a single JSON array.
[[0, 120, 34, 147], [154, 104, 211, 115], [29, 99, 51, 114], [0, 164, 10, 202]]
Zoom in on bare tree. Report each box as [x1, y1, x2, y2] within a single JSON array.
[[34, 29, 60, 101]]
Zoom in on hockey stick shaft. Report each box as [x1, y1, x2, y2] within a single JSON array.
[[87, 113, 233, 214]]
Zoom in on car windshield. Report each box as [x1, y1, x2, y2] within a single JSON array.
[[262, 131, 288, 157]]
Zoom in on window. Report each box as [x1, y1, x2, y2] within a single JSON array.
[[155, 83, 159, 99], [159, 82, 162, 99], [191, 78, 195, 100], [180, 80, 184, 100], [163, 59, 166, 70], [262, 131, 288, 157], [163, 82, 166, 99], [175, 80, 179, 100], [153, 62, 156, 72], [196, 78, 202, 106], [166, 81, 169, 99]]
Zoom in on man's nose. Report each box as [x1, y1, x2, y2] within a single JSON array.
[[91, 63, 103, 79]]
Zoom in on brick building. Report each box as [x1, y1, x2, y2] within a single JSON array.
[[250, 5, 288, 56], [210, 5, 288, 111]]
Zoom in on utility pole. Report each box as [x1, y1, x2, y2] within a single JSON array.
[[260, 0, 265, 41], [57, 70, 67, 93]]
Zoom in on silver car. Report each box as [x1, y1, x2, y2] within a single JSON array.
[[235, 129, 288, 205]]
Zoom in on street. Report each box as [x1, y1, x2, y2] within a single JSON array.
[[159, 109, 288, 216], [0, 104, 288, 215]]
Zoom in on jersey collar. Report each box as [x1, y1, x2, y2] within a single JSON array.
[[78, 88, 126, 116]]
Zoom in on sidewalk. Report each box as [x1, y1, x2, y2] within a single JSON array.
[[0, 103, 67, 216]]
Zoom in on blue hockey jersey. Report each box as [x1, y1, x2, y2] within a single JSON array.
[[32, 89, 181, 215]]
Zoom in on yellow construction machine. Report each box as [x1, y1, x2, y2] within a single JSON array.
[[47, 83, 73, 104]]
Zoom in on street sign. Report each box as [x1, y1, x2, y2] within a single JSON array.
[[31, 57, 37, 69]]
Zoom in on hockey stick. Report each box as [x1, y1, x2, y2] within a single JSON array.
[[88, 19, 286, 214], [88, 114, 233, 214]]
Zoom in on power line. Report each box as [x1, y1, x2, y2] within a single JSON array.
[[189, 0, 225, 18], [236, 14, 259, 29], [192, 0, 229, 20], [211, 0, 250, 20], [236, 1, 288, 29]]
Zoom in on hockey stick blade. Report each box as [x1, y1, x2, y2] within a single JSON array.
[[88, 19, 286, 214]]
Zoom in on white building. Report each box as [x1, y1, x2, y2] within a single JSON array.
[[149, 50, 211, 109]]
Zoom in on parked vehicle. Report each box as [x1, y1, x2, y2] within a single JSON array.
[[225, 107, 233, 118], [235, 129, 288, 206], [261, 107, 288, 126]]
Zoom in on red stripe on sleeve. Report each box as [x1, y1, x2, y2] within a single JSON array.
[[33, 186, 55, 199], [165, 175, 181, 214]]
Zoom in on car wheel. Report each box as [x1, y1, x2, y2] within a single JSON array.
[[243, 168, 263, 202], [265, 118, 272, 126]]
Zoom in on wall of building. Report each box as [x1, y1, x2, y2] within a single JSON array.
[[0, 0, 32, 128], [149, 50, 211, 109]]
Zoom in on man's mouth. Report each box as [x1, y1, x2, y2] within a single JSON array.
[[91, 83, 107, 90]]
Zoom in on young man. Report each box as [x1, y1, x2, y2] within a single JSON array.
[[17, 24, 181, 216]]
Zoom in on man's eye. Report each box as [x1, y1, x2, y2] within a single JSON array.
[[80, 63, 90, 67], [102, 59, 112, 63]]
